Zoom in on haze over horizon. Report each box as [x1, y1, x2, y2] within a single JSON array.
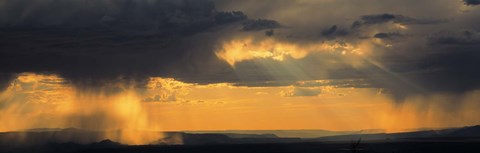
[[1, 0, 480, 145]]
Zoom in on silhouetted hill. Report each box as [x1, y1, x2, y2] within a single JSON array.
[[447, 125, 480, 137], [90, 139, 122, 147], [161, 133, 301, 145], [182, 133, 233, 145], [312, 125, 480, 142], [1, 126, 480, 153], [224, 133, 278, 139], [1, 125, 479, 149], [185, 129, 384, 138]]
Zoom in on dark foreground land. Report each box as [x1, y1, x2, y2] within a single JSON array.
[[2, 125, 480, 153], [1, 141, 480, 153]]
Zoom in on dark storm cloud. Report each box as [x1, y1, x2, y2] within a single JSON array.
[[360, 14, 398, 24], [1, 0, 480, 102], [428, 30, 480, 45], [264, 29, 274, 36], [232, 79, 372, 88], [0, 0, 252, 88], [0, 73, 16, 91], [416, 51, 480, 93], [352, 13, 446, 29], [373, 32, 404, 39], [364, 40, 480, 101], [322, 25, 338, 36], [0, 0, 219, 28], [321, 25, 350, 39], [374, 48, 480, 101], [464, 0, 480, 5], [242, 19, 281, 31], [214, 11, 247, 24], [415, 32, 480, 95]]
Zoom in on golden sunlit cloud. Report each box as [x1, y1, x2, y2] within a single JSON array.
[[143, 77, 193, 102], [215, 37, 367, 66]]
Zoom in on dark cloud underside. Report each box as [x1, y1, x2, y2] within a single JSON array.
[[0, 0, 246, 87], [352, 13, 446, 29], [464, 0, 480, 5]]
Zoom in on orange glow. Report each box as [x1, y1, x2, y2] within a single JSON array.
[[1, 73, 480, 144], [0, 73, 164, 145]]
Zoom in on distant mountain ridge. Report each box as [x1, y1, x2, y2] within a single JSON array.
[[448, 125, 480, 137], [184, 129, 385, 138], [1, 125, 479, 147], [311, 125, 480, 142]]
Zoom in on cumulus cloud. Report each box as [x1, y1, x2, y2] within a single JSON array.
[[141, 78, 193, 102]]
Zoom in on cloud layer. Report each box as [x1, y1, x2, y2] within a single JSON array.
[[1, 0, 480, 101]]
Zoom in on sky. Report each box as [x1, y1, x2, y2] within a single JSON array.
[[1, 0, 480, 144]]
